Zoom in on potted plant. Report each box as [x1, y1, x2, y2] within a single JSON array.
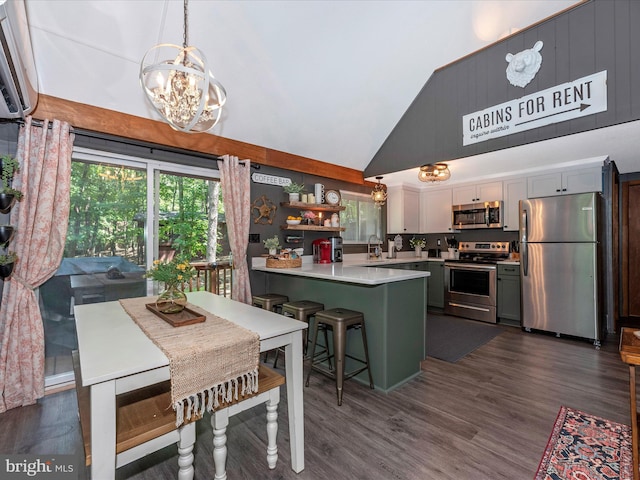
[[409, 237, 426, 257], [0, 154, 22, 214], [145, 256, 194, 313], [263, 235, 281, 256], [0, 251, 18, 279], [283, 182, 305, 202]]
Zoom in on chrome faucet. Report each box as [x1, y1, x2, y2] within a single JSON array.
[[368, 235, 382, 260]]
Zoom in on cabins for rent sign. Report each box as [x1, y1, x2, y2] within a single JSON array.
[[462, 71, 607, 146]]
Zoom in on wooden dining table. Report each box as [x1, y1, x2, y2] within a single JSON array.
[[74, 291, 307, 479]]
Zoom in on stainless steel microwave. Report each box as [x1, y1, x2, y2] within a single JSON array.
[[452, 201, 503, 229]]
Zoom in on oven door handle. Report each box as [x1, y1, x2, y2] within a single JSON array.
[[445, 263, 496, 271]]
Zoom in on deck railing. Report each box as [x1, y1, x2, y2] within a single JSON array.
[[186, 261, 233, 297]]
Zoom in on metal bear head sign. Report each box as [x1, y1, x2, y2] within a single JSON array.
[[505, 40, 544, 88]]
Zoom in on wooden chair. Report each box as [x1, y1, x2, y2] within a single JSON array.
[[73, 351, 196, 479], [211, 365, 286, 480]]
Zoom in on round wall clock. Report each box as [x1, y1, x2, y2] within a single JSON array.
[[325, 189, 341, 205]]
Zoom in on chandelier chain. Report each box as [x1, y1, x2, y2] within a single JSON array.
[[183, 0, 189, 49]]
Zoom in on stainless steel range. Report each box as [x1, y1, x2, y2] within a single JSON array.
[[444, 241, 510, 323]]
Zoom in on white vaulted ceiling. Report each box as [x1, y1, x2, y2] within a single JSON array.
[[25, 0, 638, 187]]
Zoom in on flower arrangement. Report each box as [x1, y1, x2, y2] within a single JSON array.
[[145, 256, 194, 287], [263, 235, 281, 251], [283, 182, 305, 194], [300, 210, 317, 225], [409, 237, 426, 249]]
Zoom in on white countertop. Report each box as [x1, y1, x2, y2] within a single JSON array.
[[252, 255, 431, 285], [252, 252, 519, 285]]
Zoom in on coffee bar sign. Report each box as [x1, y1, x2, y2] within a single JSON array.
[[251, 172, 291, 187], [462, 70, 607, 146]]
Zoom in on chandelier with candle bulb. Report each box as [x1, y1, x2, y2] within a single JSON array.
[[140, 0, 226, 133]]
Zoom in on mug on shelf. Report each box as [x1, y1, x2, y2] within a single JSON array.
[[314, 184, 324, 203]]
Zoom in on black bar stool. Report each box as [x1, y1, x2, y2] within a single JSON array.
[[305, 307, 374, 405], [273, 300, 327, 368]]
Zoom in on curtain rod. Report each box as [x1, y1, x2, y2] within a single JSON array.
[[0, 118, 260, 169], [0, 118, 52, 129], [76, 128, 260, 169]]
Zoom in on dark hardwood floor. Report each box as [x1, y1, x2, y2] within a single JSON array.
[[0, 325, 630, 480]]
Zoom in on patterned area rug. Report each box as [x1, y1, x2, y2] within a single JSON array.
[[535, 406, 633, 480]]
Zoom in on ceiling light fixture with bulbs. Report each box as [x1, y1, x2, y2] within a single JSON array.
[[140, 0, 226, 133], [371, 176, 387, 207], [418, 163, 451, 183]]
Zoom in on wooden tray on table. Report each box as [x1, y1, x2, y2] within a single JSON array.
[[145, 303, 206, 327]]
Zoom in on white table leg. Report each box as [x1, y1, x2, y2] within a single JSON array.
[[285, 330, 305, 472], [177, 423, 195, 480], [266, 389, 280, 469], [212, 409, 229, 480], [90, 381, 117, 479]]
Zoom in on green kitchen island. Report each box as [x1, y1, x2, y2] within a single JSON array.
[[252, 259, 430, 392]]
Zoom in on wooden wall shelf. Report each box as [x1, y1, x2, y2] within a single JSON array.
[[280, 225, 345, 232], [280, 202, 345, 212]]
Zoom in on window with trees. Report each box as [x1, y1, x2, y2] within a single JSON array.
[[340, 191, 382, 244]]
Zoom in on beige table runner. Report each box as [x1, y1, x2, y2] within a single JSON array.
[[120, 297, 260, 426]]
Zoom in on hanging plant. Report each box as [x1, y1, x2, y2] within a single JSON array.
[[0, 154, 22, 197], [0, 155, 22, 214]]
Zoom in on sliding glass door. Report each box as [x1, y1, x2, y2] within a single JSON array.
[[40, 149, 225, 388]]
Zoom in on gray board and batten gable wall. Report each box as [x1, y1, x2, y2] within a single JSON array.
[[365, 0, 640, 177]]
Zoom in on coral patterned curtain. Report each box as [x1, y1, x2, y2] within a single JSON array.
[[217, 155, 252, 304], [0, 117, 73, 412]]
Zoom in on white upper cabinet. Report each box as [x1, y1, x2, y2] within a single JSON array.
[[386, 186, 420, 233], [527, 166, 602, 198], [452, 181, 503, 204], [502, 178, 527, 231], [421, 188, 453, 233]]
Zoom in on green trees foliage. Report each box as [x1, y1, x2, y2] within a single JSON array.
[[66, 163, 146, 260], [65, 163, 224, 264]]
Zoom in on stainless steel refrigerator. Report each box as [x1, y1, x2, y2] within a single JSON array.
[[519, 192, 602, 345]]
